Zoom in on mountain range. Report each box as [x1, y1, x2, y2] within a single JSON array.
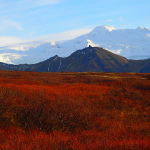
[[0, 26, 150, 64], [0, 46, 149, 73]]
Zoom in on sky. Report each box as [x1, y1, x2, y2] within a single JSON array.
[[0, 0, 150, 46]]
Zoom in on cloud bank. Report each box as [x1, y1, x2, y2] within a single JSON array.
[[0, 27, 92, 47]]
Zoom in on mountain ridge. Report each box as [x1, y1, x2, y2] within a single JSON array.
[[0, 46, 149, 73]]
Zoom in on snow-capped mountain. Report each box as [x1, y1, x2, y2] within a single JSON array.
[[0, 25, 150, 64]]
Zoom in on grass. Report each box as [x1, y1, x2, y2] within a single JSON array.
[[0, 71, 149, 150]]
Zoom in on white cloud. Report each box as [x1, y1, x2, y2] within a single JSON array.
[[0, 36, 23, 47], [0, 53, 24, 64], [103, 26, 116, 32], [17, 0, 60, 8], [0, 28, 92, 48], [37, 28, 93, 41], [0, 20, 23, 31], [147, 34, 150, 37], [107, 49, 122, 55], [0, 0, 61, 12]]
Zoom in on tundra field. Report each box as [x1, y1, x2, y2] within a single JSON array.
[[0, 71, 149, 150]]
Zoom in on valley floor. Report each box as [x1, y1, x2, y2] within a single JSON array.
[[0, 71, 149, 150]]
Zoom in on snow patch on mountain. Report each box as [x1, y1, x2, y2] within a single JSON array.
[[0, 25, 150, 64], [87, 40, 99, 47], [100, 25, 116, 32]]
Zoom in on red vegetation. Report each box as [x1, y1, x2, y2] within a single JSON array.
[[0, 71, 149, 150]]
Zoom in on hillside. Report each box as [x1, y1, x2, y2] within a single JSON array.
[[0, 71, 149, 150], [0, 47, 150, 73]]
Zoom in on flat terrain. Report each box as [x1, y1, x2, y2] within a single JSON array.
[[0, 71, 150, 150]]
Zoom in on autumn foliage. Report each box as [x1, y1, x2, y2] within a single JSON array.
[[0, 71, 149, 150]]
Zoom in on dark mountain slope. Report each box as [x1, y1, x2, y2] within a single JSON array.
[[58, 47, 129, 72], [0, 47, 149, 73], [125, 59, 150, 73]]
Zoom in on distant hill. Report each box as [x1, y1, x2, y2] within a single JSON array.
[[0, 46, 149, 73]]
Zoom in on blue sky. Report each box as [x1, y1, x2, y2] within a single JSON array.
[[0, 0, 150, 45]]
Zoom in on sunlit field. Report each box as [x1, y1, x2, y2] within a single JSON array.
[[0, 71, 149, 150]]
